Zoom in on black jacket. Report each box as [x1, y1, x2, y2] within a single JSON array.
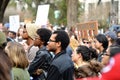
[[28, 46, 52, 80], [46, 50, 74, 80]]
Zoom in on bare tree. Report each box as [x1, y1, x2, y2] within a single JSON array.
[[0, 0, 10, 23], [67, 0, 78, 28]]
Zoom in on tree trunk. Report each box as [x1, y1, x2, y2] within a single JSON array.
[[0, 0, 10, 23], [67, 0, 78, 29]]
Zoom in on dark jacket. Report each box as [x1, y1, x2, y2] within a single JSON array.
[[46, 50, 74, 80], [28, 46, 52, 80], [97, 51, 106, 62]]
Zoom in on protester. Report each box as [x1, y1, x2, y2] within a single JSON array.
[[22, 23, 39, 63], [94, 34, 108, 62], [72, 45, 93, 68], [15, 25, 24, 43], [75, 59, 103, 79], [105, 31, 117, 46], [82, 38, 91, 48], [5, 42, 30, 80], [28, 28, 53, 80], [72, 45, 99, 79], [78, 44, 120, 80], [46, 30, 74, 80], [7, 31, 16, 42]]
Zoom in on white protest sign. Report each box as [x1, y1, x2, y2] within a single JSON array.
[[35, 4, 50, 26], [9, 15, 20, 32]]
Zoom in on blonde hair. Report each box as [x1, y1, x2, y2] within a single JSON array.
[[5, 42, 29, 69]]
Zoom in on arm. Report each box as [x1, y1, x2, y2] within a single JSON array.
[[28, 51, 47, 75]]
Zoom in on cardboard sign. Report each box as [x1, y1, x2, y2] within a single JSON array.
[[35, 4, 50, 26], [9, 15, 20, 32], [76, 21, 98, 39]]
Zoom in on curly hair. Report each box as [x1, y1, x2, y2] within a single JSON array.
[[76, 45, 97, 61], [74, 59, 103, 79], [37, 28, 52, 46]]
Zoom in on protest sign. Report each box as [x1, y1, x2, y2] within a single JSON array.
[[35, 4, 50, 26], [76, 21, 98, 39], [9, 15, 20, 32]]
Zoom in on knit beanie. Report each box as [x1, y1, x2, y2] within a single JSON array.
[[105, 31, 117, 40], [26, 23, 39, 40]]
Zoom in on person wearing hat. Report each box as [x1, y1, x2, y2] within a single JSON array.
[[77, 44, 120, 80], [101, 31, 117, 66], [22, 23, 39, 63], [105, 31, 117, 47]]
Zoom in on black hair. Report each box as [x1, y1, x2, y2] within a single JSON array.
[[8, 31, 16, 36], [23, 24, 26, 28], [1, 42, 7, 49], [53, 30, 70, 50], [95, 34, 108, 52], [115, 38, 120, 45], [89, 47, 98, 59], [109, 45, 120, 57], [37, 28, 52, 46], [76, 45, 92, 61]]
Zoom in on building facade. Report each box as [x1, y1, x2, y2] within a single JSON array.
[[79, 0, 120, 26]]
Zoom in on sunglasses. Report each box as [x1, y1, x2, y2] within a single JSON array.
[[83, 42, 90, 44]]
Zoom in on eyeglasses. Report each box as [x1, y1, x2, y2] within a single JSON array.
[[48, 39, 56, 42], [102, 54, 110, 56]]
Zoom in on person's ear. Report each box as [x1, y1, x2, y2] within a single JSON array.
[[57, 41, 61, 47]]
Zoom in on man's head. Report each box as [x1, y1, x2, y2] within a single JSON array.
[[8, 31, 16, 39], [47, 30, 70, 53], [34, 28, 52, 47]]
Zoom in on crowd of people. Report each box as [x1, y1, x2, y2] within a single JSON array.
[[0, 23, 120, 80]]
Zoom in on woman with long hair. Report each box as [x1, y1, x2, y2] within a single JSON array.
[[5, 42, 30, 80]]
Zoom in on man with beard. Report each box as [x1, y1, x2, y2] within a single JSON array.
[[46, 30, 74, 80]]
